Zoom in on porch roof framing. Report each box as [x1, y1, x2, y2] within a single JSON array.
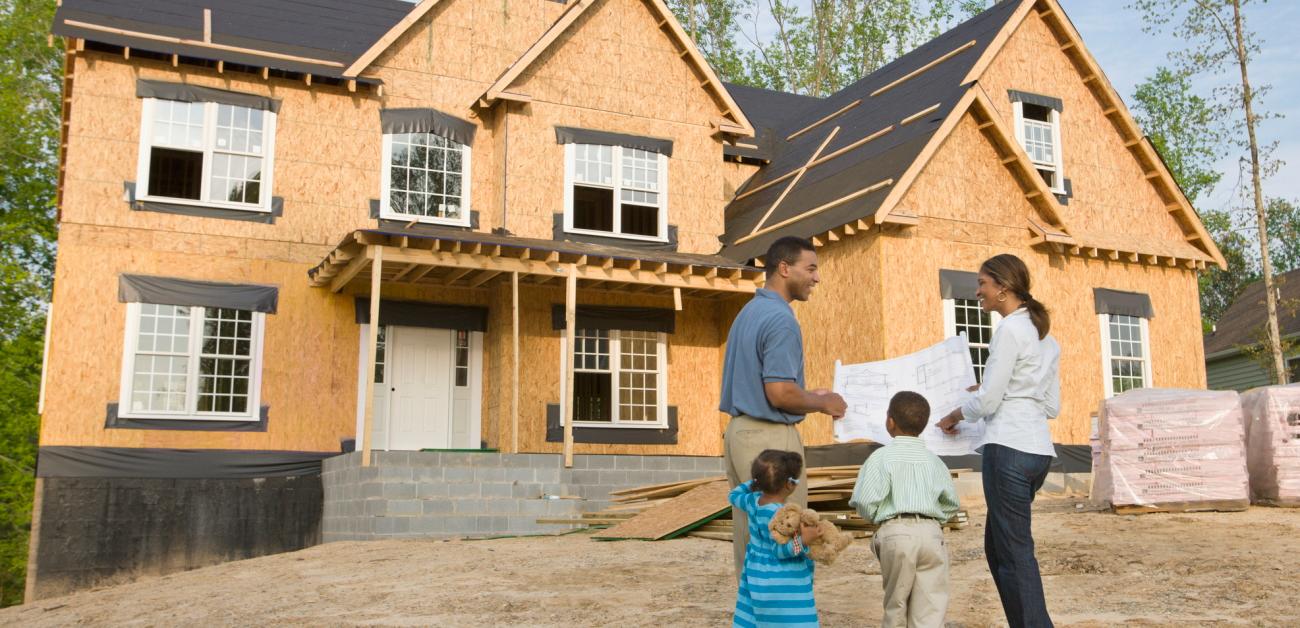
[[309, 230, 765, 296]]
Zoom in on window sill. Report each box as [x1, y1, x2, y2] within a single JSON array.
[[379, 212, 473, 229], [546, 404, 678, 444], [106, 403, 269, 432], [124, 182, 282, 223], [564, 227, 668, 244]]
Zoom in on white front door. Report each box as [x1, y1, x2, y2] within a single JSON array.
[[388, 326, 454, 451]]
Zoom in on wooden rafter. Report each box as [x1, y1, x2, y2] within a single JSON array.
[[62, 19, 345, 68], [748, 126, 841, 235], [871, 40, 976, 97]]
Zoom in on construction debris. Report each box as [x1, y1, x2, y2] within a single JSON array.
[[539, 465, 969, 541]]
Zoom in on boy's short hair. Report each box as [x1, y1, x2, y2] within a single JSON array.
[[750, 449, 804, 494], [888, 391, 931, 436]]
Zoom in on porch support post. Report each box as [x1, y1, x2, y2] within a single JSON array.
[[361, 246, 383, 467], [511, 271, 520, 454], [563, 264, 577, 468]]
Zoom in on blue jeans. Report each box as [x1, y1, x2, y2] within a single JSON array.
[[982, 444, 1054, 628]]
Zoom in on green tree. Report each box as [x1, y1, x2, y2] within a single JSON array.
[[684, 0, 987, 96], [1131, 66, 1223, 204], [0, 0, 61, 607], [1133, 0, 1288, 383]]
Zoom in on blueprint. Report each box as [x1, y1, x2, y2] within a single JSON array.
[[832, 335, 986, 455]]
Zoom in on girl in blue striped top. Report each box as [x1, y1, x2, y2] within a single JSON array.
[[730, 449, 821, 628]]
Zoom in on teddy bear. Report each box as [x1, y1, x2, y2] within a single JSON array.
[[768, 503, 853, 565]]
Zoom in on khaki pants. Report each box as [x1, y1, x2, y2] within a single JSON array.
[[723, 414, 808, 580], [871, 518, 950, 628]]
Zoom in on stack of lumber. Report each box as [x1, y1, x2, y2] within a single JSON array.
[[537, 465, 969, 541], [1094, 388, 1250, 514], [1241, 384, 1300, 507]]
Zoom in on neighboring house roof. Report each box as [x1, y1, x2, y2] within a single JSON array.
[[1204, 268, 1300, 356], [722, 82, 823, 162], [718, 0, 1023, 262], [52, 0, 413, 79]]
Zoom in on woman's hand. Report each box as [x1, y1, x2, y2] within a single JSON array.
[[937, 408, 964, 435], [800, 522, 822, 544]]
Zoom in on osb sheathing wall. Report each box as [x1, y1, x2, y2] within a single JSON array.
[[977, 9, 1189, 245], [499, 0, 735, 254], [50, 0, 747, 453], [479, 284, 734, 456], [795, 109, 1204, 448]]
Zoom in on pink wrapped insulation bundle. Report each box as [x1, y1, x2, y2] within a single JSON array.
[[1240, 384, 1300, 506], [1094, 389, 1248, 508]]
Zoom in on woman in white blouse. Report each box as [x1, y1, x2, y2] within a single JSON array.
[[936, 253, 1058, 628]]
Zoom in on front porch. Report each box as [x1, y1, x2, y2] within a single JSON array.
[[308, 228, 765, 466]]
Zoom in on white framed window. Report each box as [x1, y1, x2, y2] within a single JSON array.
[[559, 328, 668, 427], [380, 132, 472, 226], [1099, 313, 1152, 398], [943, 298, 1002, 383], [118, 302, 266, 420], [1013, 101, 1065, 194], [135, 98, 277, 212], [563, 144, 668, 241]]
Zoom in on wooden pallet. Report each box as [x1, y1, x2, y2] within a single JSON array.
[[1113, 499, 1250, 515]]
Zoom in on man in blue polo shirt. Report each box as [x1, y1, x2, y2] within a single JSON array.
[[720, 235, 847, 578]]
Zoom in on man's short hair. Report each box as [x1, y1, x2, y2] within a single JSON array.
[[887, 391, 931, 436], [764, 236, 815, 276]]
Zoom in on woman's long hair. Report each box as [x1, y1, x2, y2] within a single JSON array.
[[980, 254, 1050, 340]]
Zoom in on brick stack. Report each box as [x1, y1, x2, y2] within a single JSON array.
[[1241, 384, 1300, 506], [1094, 388, 1248, 509]]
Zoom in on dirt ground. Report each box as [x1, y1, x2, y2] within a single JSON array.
[[3, 497, 1299, 627]]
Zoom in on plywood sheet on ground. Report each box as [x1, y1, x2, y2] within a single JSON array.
[[593, 480, 730, 540]]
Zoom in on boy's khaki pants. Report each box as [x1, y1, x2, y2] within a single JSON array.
[[871, 517, 950, 628], [723, 414, 808, 580]]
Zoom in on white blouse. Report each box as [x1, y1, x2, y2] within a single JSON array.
[[960, 308, 1059, 457]]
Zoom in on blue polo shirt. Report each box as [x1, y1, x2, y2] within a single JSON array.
[[719, 288, 806, 424]]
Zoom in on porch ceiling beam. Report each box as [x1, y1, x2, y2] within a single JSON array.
[[374, 247, 759, 294], [330, 253, 371, 293]]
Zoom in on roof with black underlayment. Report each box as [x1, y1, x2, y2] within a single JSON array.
[[722, 82, 823, 162], [51, 0, 413, 79], [718, 0, 1022, 263]]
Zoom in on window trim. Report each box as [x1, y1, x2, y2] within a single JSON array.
[[117, 302, 266, 421], [942, 297, 1002, 383], [1098, 313, 1152, 399], [378, 132, 473, 227], [1012, 100, 1065, 195], [134, 97, 278, 213], [562, 143, 670, 243], [557, 328, 670, 428]]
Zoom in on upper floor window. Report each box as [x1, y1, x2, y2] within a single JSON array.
[[380, 132, 471, 226], [378, 108, 477, 228], [136, 98, 277, 213], [562, 141, 669, 242], [1012, 95, 1064, 194]]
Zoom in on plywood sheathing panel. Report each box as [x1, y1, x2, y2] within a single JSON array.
[[976, 5, 1217, 262]]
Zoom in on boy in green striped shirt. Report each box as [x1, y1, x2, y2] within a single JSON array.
[[849, 391, 960, 628]]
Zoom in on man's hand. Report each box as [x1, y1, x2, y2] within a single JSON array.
[[937, 408, 963, 435], [821, 392, 847, 419], [810, 389, 848, 419]]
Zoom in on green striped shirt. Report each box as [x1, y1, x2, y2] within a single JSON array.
[[849, 436, 961, 524]]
